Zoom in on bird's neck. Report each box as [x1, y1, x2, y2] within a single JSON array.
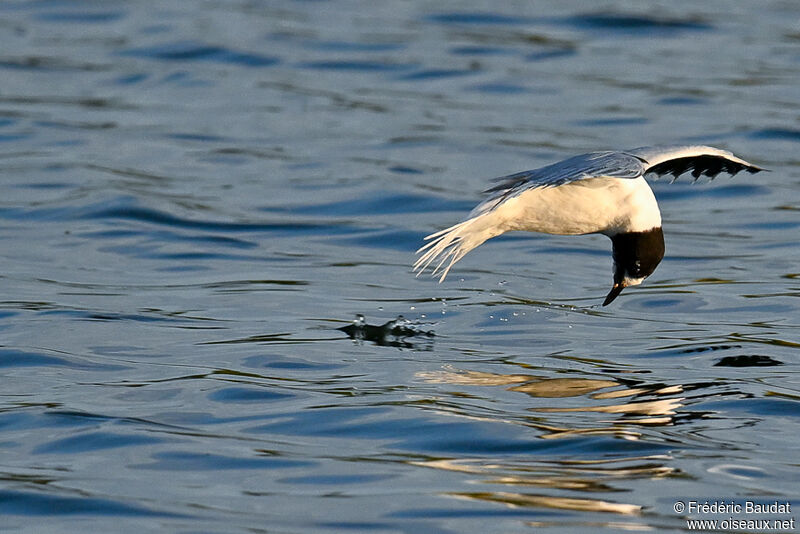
[[621, 177, 662, 234]]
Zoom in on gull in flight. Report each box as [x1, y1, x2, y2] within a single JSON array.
[[413, 145, 764, 305]]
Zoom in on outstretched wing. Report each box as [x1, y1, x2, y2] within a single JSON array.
[[475, 150, 646, 217], [628, 145, 764, 181], [485, 151, 646, 192]]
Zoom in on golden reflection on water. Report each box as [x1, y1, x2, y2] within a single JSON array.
[[415, 365, 685, 520], [418, 366, 685, 426], [450, 491, 642, 515], [510, 377, 620, 398], [410, 455, 663, 524], [413, 457, 674, 491], [416, 368, 535, 387]]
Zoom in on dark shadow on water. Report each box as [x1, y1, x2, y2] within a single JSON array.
[[714, 355, 783, 367], [556, 12, 713, 35], [425, 13, 536, 26], [0, 489, 184, 517], [118, 41, 280, 67], [747, 128, 800, 141]]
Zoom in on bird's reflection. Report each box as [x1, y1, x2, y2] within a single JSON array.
[[418, 366, 684, 427], [414, 365, 687, 521], [450, 491, 643, 516], [410, 454, 670, 520]]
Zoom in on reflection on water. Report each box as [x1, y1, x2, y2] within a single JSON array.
[[0, 0, 798, 533], [452, 491, 642, 517], [412, 362, 797, 524], [420, 365, 686, 436], [414, 453, 670, 519]]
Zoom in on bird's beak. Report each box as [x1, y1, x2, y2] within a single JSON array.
[[603, 283, 624, 306]]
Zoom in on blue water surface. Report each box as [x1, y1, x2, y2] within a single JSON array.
[[0, 1, 798, 533]]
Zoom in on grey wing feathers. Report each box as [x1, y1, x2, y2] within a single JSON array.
[[475, 150, 646, 216], [485, 151, 645, 193], [478, 146, 764, 215]]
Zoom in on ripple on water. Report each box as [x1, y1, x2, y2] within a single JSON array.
[[207, 386, 295, 403], [32, 432, 165, 454], [279, 473, 396, 485], [134, 451, 312, 471], [0, 349, 127, 371], [469, 82, 531, 94], [526, 48, 577, 62], [425, 13, 536, 26], [396, 68, 479, 81], [333, 228, 426, 251], [574, 117, 649, 127], [0, 490, 182, 518], [697, 398, 800, 418], [34, 11, 125, 24], [556, 13, 713, 34], [747, 128, 800, 141], [118, 41, 280, 67], [0, 197, 372, 257], [298, 60, 415, 72], [0, 409, 151, 435], [449, 45, 517, 56], [656, 96, 709, 106], [247, 405, 675, 456], [261, 191, 475, 217], [654, 183, 771, 201], [301, 40, 404, 53], [242, 354, 344, 371]]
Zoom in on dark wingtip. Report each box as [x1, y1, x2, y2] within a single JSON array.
[[603, 283, 624, 306]]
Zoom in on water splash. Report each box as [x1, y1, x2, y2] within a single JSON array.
[[338, 314, 435, 349]]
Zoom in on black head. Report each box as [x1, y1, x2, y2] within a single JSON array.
[[603, 227, 665, 306]]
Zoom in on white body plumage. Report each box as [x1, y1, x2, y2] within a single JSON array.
[[491, 175, 661, 236]]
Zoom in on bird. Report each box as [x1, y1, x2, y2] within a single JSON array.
[[413, 145, 764, 306]]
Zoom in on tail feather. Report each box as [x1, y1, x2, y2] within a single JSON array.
[[413, 214, 504, 282]]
